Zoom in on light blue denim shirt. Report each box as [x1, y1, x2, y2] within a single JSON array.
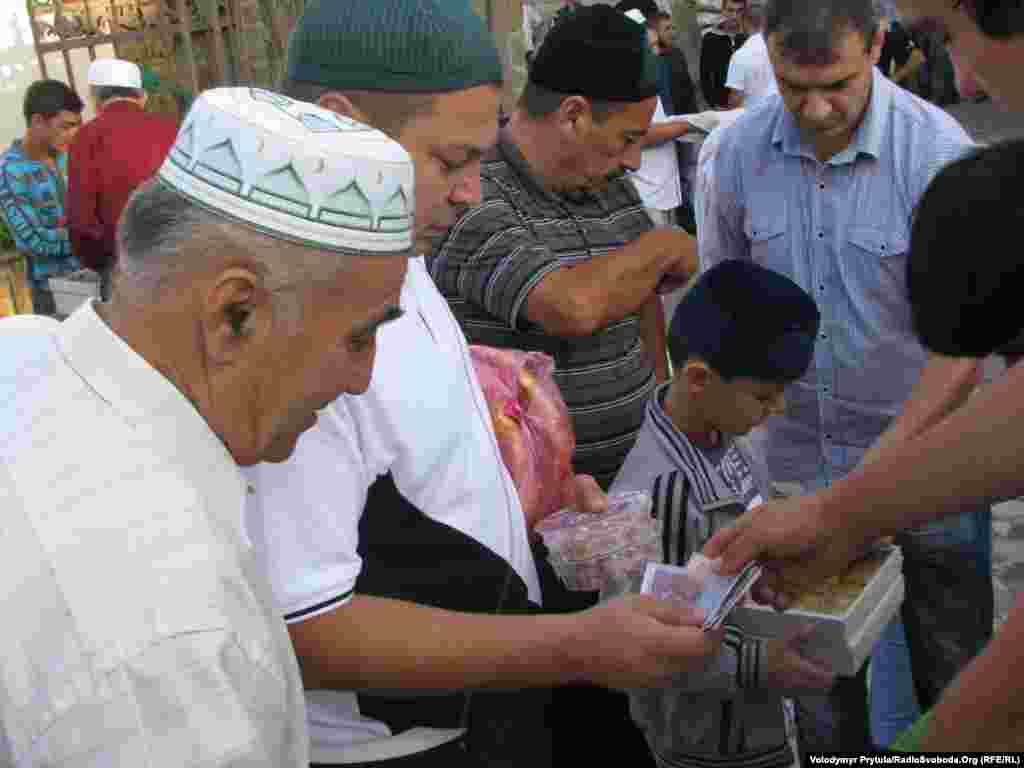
[[698, 70, 974, 488]]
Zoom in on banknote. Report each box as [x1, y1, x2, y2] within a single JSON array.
[[641, 554, 764, 630]]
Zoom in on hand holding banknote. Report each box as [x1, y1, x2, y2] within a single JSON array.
[[640, 554, 763, 630]]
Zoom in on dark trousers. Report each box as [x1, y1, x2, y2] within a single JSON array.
[[795, 665, 873, 751]]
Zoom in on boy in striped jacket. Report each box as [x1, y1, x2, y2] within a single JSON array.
[[612, 260, 833, 768]]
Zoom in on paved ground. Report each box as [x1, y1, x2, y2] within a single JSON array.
[[947, 99, 1024, 144], [992, 500, 1023, 627]]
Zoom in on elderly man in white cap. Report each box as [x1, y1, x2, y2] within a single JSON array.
[[67, 57, 178, 300], [0, 87, 412, 766]]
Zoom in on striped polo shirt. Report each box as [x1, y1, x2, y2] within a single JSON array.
[[428, 133, 656, 487]]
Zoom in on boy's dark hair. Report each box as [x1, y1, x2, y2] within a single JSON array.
[[959, 0, 1024, 39], [23, 79, 84, 123], [764, 0, 879, 63], [908, 139, 1024, 359], [95, 85, 144, 103], [668, 261, 820, 381]]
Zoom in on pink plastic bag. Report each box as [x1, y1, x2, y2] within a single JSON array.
[[469, 345, 576, 528]]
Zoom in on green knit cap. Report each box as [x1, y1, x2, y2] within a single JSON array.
[[286, 0, 504, 94]]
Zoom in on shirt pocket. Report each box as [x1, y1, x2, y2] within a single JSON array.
[[743, 211, 788, 274], [844, 226, 910, 310]]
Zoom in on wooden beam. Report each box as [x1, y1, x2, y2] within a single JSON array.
[[36, 28, 149, 54]]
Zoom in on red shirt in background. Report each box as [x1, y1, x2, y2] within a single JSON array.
[[67, 100, 178, 271]]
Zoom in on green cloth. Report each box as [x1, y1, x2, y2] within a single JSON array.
[[890, 711, 933, 752], [140, 64, 194, 110], [286, 0, 503, 93]]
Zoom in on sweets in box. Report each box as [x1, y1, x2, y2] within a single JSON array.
[[730, 546, 905, 676]]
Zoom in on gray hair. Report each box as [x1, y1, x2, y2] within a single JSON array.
[[765, 0, 880, 62], [116, 179, 351, 328], [94, 85, 145, 103]]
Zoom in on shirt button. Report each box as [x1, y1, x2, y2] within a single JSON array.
[[819, 183, 825, 190], [818, 284, 825, 291], [817, 231, 824, 239]]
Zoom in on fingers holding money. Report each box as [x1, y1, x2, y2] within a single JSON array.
[[570, 594, 722, 690]]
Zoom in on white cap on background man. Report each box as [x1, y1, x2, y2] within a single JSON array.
[[87, 58, 142, 89]]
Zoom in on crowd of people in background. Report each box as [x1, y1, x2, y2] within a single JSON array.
[[2, 0, 1024, 764]]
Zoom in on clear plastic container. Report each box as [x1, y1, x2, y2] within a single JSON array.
[[536, 491, 661, 592]]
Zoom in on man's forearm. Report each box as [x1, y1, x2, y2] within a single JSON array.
[[860, 354, 980, 467], [526, 228, 697, 335], [921, 593, 1024, 750], [290, 594, 582, 692], [641, 295, 669, 383], [641, 119, 694, 148], [822, 359, 1024, 542]]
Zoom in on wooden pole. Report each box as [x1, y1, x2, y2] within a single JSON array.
[[108, 0, 122, 57], [26, 0, 50, 79], [81, 0, 98, 60], [228, 0, 254, 84], [176, 0, 200, 94], [201, 0, 229, 85], [53, 0, 78, 94]]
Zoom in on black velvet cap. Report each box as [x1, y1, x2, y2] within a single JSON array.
[[669, 261, 821, 381], [529, 5, 659, 102]]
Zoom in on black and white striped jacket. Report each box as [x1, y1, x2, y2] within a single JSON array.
[[612, 385, 795, 768]]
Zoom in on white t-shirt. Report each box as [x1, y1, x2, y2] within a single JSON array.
[[630, 97, 683, 212], [0, 307, 308, 767], [245, 256, 540, 763], [725, 33, 778, 105]]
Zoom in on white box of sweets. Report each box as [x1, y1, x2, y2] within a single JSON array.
[[48, 269, 101, 316], [730, 546, 904, 677]]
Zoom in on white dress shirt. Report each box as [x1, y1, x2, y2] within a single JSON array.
[[0, 304, 308, 767], [245, 257, 539, 762]]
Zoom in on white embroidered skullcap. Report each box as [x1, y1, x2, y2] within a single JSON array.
[[88, 58, 142, 89], [159, 87, 414, 254]]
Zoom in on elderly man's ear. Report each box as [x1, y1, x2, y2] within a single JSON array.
[[201, 267, 276, 364], [316, 91, 368, 123]]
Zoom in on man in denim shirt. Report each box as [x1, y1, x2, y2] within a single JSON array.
[[698, 0, 990, 751], [0, 80, 83, 314]]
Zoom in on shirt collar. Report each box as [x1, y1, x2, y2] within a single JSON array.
[[55, 302, 248, 534], [496, 129, 562, 205], [772, 67, 891, 164], [5, 139, 65, 169], [497, 128, 624, 208], [98, 99, 145, 115]]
